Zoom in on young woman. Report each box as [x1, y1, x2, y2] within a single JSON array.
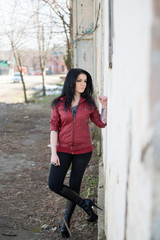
[[48, 68, 107, 238]]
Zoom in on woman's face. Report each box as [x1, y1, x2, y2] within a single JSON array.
[[75, 73, 87, 95]]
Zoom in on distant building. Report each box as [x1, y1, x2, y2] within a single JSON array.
[[0, 48, 68, 75], [47, 53, 68, 74], [0, 60, 9, 75], [15, 66, 28, 75]]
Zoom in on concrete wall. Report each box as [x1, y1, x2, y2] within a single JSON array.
[[72, 0, 94, 79], [105, 0, 160, 239], [149, 1, 160, 239], [72, 0, 160, 239], [106, 0, 152, 239]]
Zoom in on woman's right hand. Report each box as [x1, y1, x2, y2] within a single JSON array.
[[50, 153, 60, 166]]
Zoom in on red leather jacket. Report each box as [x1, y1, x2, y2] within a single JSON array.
[[50, 96, 106, 154]]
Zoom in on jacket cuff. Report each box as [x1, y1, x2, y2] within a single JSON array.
[[50, 126, 59, 131]]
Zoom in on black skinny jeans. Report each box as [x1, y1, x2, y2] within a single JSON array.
[[48, 151, 92, 195]]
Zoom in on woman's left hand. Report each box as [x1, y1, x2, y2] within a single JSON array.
[[98, 96, 107, 107]]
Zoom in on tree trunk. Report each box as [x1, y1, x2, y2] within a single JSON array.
[[20, 71, 28, 103], [13, 48, 28, 103], [42, 67, 46, 96]]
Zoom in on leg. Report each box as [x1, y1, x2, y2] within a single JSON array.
[[48, 152, 73, 238], [48, 152, 72, 193], [59, 151, 100, 221], [61, 152, 92, 238], [60, 151, 99, 222], [70, 151, 92, 193], [49, 151, 100, 222], [61, 200, 75, 238]]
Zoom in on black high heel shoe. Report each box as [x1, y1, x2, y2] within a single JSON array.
[[60, 186, 102, 222], [88, 200, 102, 210], [81, 199, 102, 222]]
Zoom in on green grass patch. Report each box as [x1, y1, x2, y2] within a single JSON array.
[[81, 174, 98, 198], [12, 132, 22, 136], [29, 92, 60, 107], [56, 82, 64, 86], [81, 189, 95, 198], [32, 228, 41, 233]]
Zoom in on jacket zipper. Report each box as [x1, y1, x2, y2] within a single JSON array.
[[71, 115, 76, 154], [72, 115, 75, 145], [71, 103, 80, 154], [71, 100, 84, 154]]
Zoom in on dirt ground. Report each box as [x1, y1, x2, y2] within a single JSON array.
[[0, 98, 99, 240]]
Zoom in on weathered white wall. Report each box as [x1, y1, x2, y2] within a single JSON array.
[[105, 0, 152, 239], [72, 0, 94, 80], [72, 0, 160, 239], [149, 1, 160, 239]]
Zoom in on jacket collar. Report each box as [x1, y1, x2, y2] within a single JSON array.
[[60, 96, 65, 102], [60, 96, 86, 104]]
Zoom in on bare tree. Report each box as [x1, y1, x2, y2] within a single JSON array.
[[41, 0, 72, 70], [0, 1, 29, 103], [31, 0, 55, 96], [11, 47, 28, 103], [0, 0, 68, 101]]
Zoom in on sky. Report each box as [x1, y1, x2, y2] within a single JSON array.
[[0, 0, 69, 51]]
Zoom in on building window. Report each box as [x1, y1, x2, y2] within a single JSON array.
[[62, 65, 64, 72], [109, 0, 113, 68]]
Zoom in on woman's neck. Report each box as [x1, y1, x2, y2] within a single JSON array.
[[71, 93, 80, 107]]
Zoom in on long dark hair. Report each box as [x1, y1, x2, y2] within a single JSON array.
[[51, 68, 96, 110]]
